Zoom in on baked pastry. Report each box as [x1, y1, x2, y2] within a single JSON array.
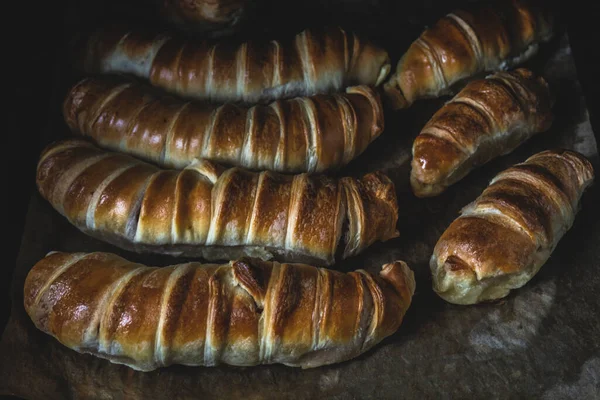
[[36, 140, 398, 266], [63, 76, 384, 173], [411, 68, 553, 197], [24, 251, 415, 370], [159, 0, 248, 35], [384, 0, 554, 109], [431, 149, 594, 305], [81, 24, 391, 104]]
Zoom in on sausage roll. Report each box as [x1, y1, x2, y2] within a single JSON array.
[[64, 76, 383, 173], [411, 68, 553, 197], [81, 24, 391, 104], [24, 251, 415, 370], [384, 0, 554, 109], [36, 140, 399, 266], [430, 150, 594, 305]]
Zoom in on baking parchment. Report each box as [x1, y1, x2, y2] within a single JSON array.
[[2, 0, 599, 398]]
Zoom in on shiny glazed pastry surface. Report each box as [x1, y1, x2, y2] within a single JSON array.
[[384, 0, 553, 109], [36, 140, 399, 266], [82, 25, 391, 104], [64, 76, 384, 173], [431, 150, 594, 305], [411, 68, 553, 197], [24, 251, 415, 371]]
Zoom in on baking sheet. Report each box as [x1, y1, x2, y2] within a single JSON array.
[[2, 0, 599, 398]]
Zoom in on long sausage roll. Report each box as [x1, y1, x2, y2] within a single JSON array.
[[383, 0, 554, 109], [81, 24, 391, 104], [411, 68, 553, 198], [36, 140, 398, 266], [25, 252, 415, 371], [63, 76, 384, 173], [430, 150, 594, 305]]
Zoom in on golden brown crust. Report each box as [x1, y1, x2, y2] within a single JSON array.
[[431, 150, 594, 305], [24, 251, 415, 370], [63, 76, 384, 173], [36, 140, 399, 266], [411, 68, 553, 197], [82, 25, 390, 104], [384, 0, 554, 109], [342, 171, 399, 257]]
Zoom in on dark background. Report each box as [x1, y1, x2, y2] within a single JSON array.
[[5, 0, 599, 397]]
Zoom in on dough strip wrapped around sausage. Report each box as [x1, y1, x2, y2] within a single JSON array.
[[384, 0, 553, 109], [24, 251, 415, 371], [81, 25, 391, 104], [411, 68, 553, 197], [63, 76, 384, 173], [36, 140, 399, 266], [431, 150, 594, 305]]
